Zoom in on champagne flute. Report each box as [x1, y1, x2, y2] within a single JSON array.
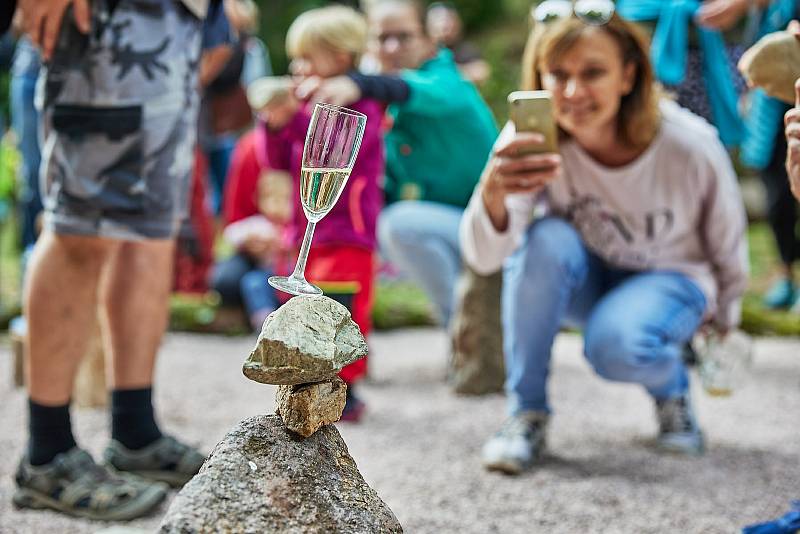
[[269, 103, 367, 296]]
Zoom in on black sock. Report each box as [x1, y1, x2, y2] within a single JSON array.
[[28, 399, 77, 466], [111, 387, 162, 450]]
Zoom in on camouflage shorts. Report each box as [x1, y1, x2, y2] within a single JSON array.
[[40, 0, 203, 240]]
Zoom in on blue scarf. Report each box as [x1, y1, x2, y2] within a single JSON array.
[[618, 0, 745, 147]]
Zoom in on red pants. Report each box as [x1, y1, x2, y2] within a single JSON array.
[[305, 245, 374, 384]]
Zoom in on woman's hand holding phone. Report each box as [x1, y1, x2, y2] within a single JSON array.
[[480, 123, 561, 232]]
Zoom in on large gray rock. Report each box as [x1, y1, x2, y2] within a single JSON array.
[[243, 295, 368, 385], [276, 377, 347, 438], [449, 267, 505, 395], [159, 415, 402, 533]]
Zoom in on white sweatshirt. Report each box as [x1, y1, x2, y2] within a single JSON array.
[[460, 100, 749, 329]]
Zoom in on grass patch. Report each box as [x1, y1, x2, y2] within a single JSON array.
[[371, 280, 437, 330]]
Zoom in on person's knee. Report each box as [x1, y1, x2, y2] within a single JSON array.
[[378, 202, 431, 248], [584, 324, 641, 380], [44, 232, 116, 271], [239, 270, 264, 295], [211, 261, 247, 305], [511, 218, 585, 280]]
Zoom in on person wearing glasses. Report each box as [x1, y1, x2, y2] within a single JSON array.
[[426, 1, 490, 85], [298, 0, 498, 331], [460, 4, 748, 474]]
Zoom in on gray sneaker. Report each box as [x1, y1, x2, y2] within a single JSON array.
[[481, 412, 548, 475], [104, 435, 206, 488], [655, 392, 705, 455], [13, 447, 167, 521]]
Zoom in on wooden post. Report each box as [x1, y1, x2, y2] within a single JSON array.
[[449, 267, 505, 395], [10, 323, 24, 388], [10, 316, 107, 408], [72, 320, 107, 408]]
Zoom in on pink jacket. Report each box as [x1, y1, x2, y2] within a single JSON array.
[[260, 99, 385, 251]]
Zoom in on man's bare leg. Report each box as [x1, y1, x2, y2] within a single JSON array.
[[100, 239, 177, 451], [100, 239, 175, 389], [25, 232, 117, 405], [98, 237, 205, 486]]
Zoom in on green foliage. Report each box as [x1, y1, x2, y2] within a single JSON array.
[[164, 281, 436, 335], [434, 0, 505, 33], [258, 0, 512, 76], [259, 0, 328, 75], [371, 280, 437, 330], [473, 18, 528, 121], [0, 71, 9, 131], [741, 296, 800, 336], [169, 292, 250, 335]]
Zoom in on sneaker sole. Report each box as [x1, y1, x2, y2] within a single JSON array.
[[656, 434, 705, 456], [655, 441, 705, 456], [482, 440, 545, 476], [12, 484, 167, 521], [483, 458, 527, 475]]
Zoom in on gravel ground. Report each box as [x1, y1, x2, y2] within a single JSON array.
[[0, 329, 798, 534]]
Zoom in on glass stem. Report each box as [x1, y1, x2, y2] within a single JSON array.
[[291, 220, 316, 280]]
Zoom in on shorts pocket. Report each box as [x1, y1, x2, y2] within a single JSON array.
[[51, 104, 146, 215]]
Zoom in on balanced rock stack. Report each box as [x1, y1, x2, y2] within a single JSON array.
[[159, 295, 403, 533], [243, 294, 366, 436]]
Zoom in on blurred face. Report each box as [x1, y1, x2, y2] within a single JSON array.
[[426, 6, 461, 46], [368, 3, 433, 73], [289, 47, 351, 80], [257, 171, 292, 224], [540, 29, 635, 141]]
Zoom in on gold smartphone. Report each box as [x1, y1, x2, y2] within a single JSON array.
[[508, 90, 558, 154]]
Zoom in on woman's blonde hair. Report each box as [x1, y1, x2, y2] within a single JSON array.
[[286, 6, 368, 64], [521, 14, 661, 149]]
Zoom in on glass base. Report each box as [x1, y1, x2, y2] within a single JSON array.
[[268, 275, 323, 296]]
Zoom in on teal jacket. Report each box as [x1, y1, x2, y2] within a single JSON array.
[[385, 49, 498, 208]]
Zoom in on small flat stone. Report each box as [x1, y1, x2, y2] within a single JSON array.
[[243, 295, 368, 385], [276, 377, 347, 437]]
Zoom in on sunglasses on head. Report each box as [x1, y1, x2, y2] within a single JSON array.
[[532, 0, 616, 26]]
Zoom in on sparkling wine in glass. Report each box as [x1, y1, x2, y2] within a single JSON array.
[[269, 103, 367, 296]]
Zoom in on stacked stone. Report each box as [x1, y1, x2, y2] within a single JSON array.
[[243, 295, 367, 437], [159, 295, 403, 533]]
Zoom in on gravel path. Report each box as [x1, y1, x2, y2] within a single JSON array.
[[1, 329, 798, 533]]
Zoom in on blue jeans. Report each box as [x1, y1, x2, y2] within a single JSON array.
[[205, 134, 236, 215], [240, 269, 278, 317], [10, 67, 42, 250], [503, 218, 707, 415], [377, 200, 463, 325], [210, 252, 278, 315]]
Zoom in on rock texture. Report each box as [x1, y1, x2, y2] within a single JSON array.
[[448, 267, 505, 395], [276, 377, 347, 437], [243, 295, 368, 385], [158, 415, 402, 534], [738, 30, 800, 105]]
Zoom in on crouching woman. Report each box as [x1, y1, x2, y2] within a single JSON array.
[[460, 9, 748, 475]]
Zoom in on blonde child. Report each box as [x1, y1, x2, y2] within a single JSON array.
[[259, 5, 385, 421]]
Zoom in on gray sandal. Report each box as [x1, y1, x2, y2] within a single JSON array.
[[14, 447, 167, 521], [104, 435, 206, 488]]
